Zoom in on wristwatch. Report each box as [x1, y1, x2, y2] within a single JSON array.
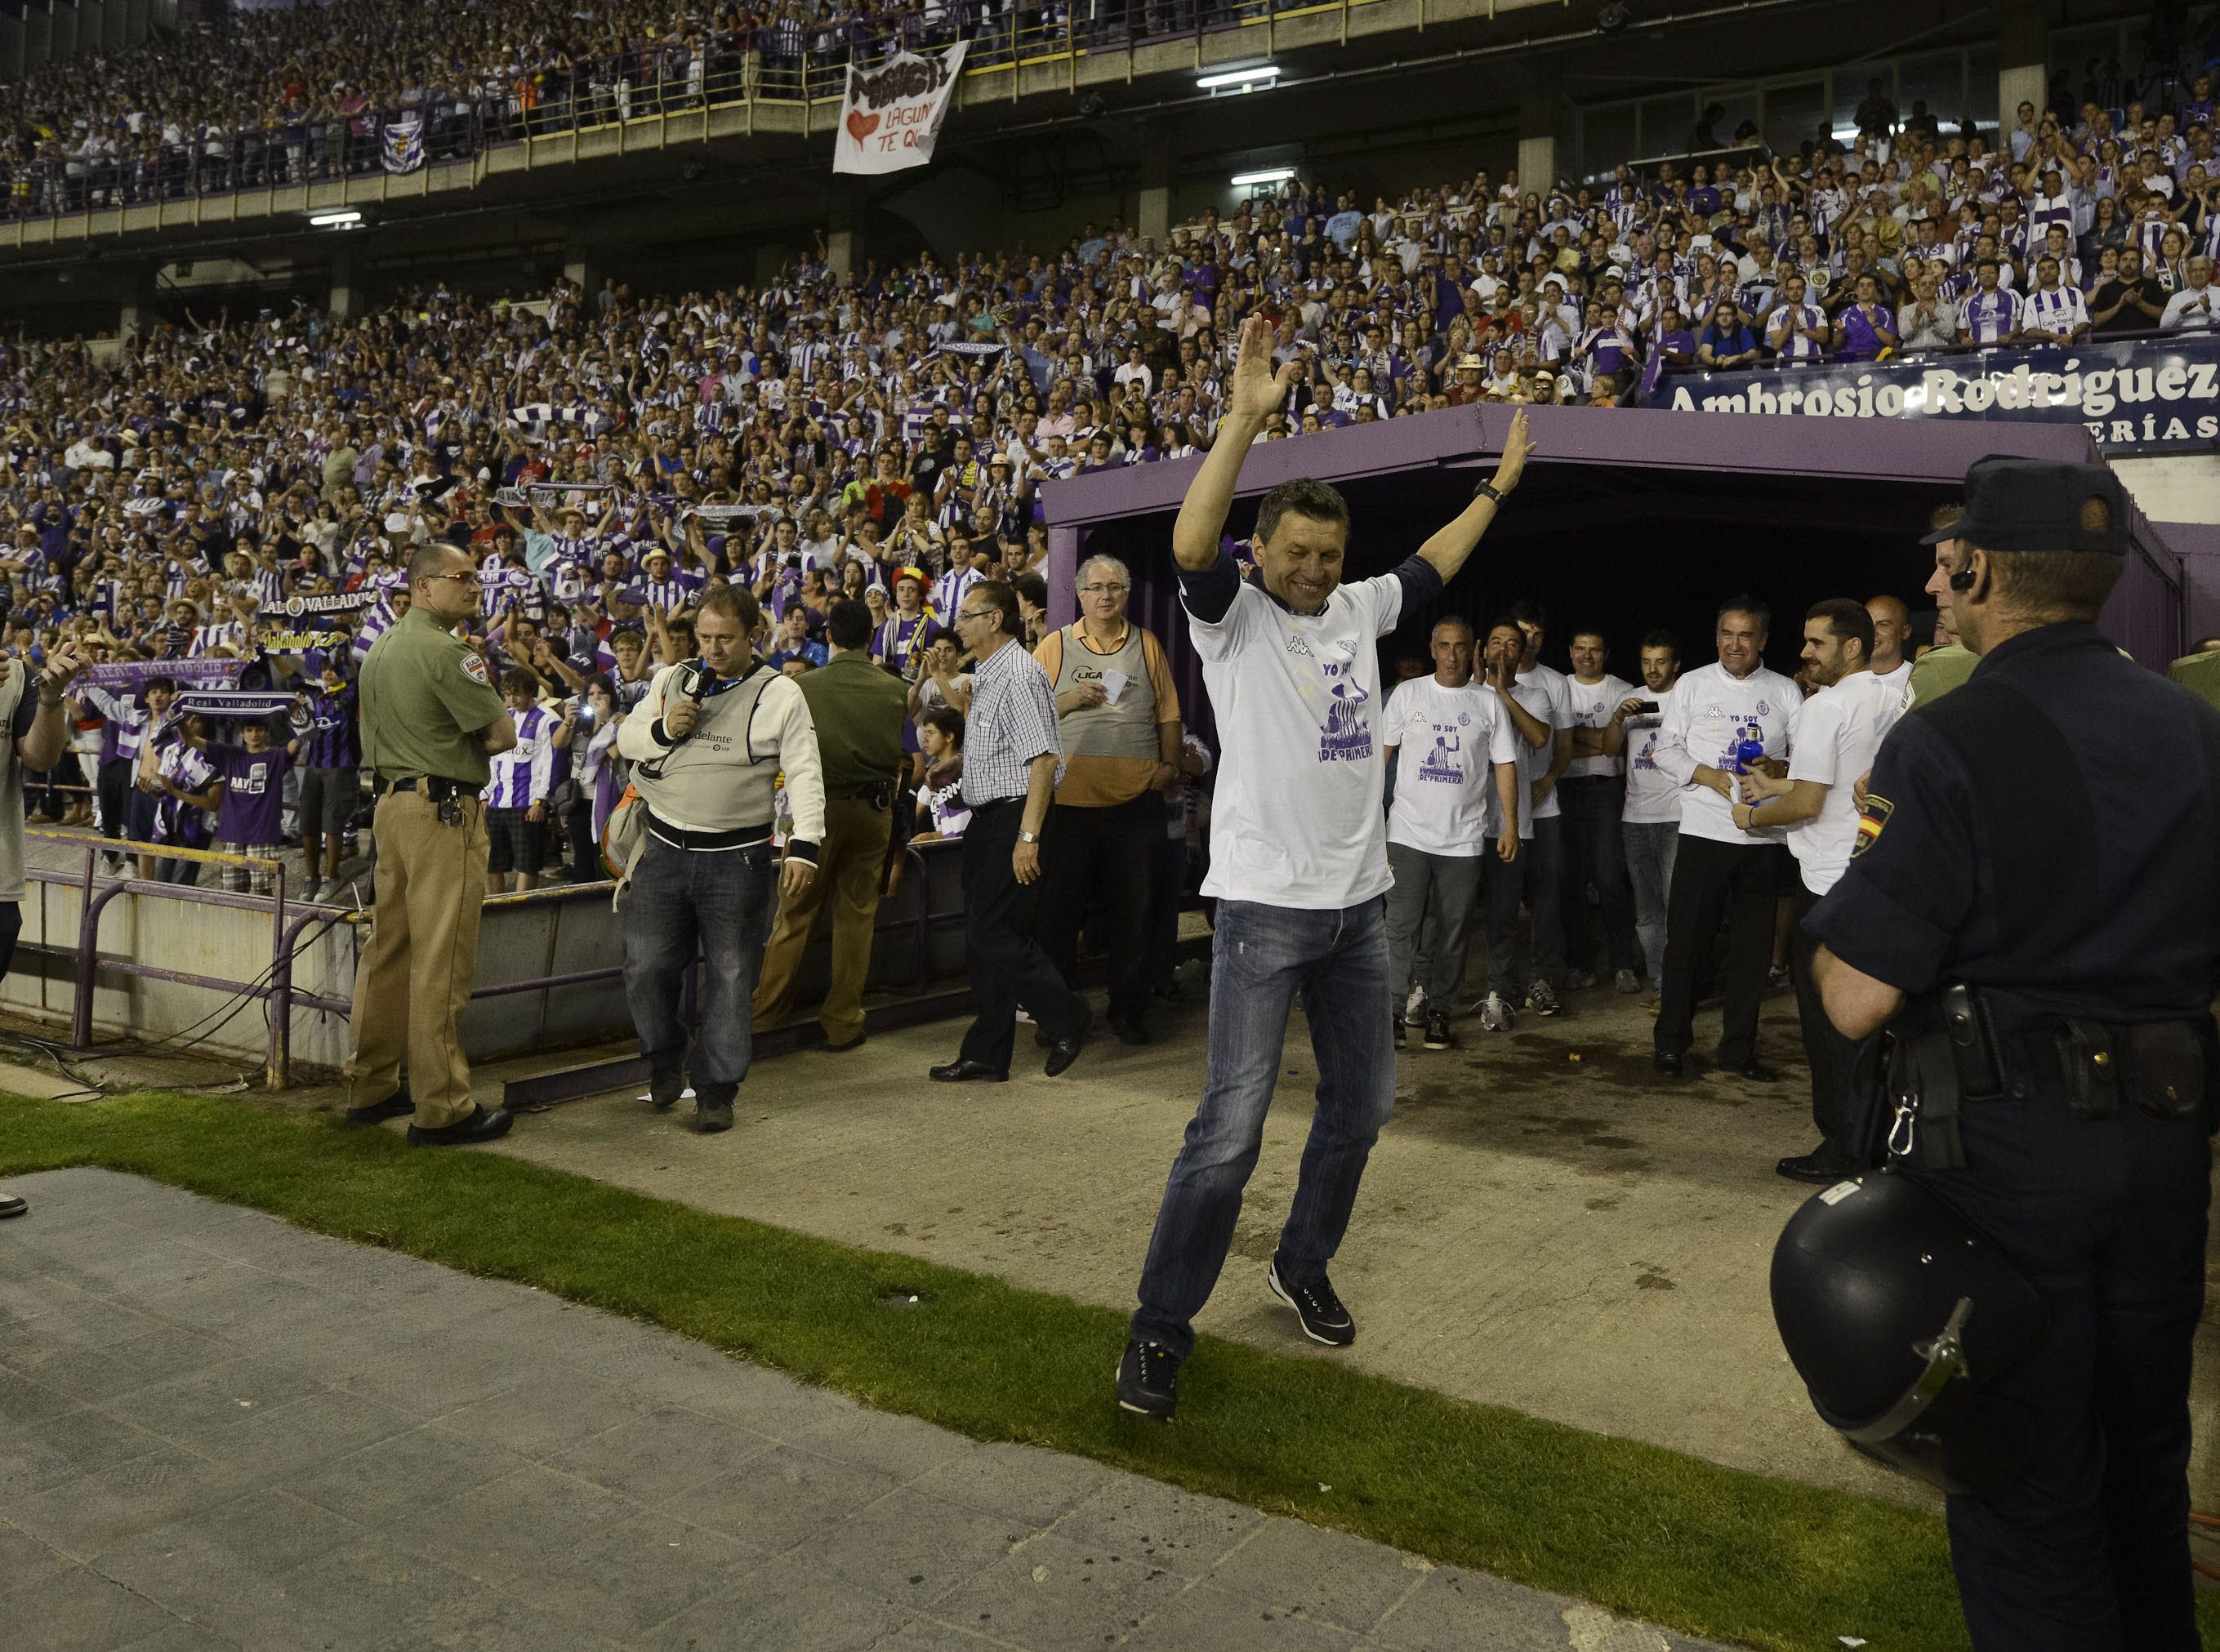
[[1017, 830, 1039, 844], [1473, 480, 1508, 505]]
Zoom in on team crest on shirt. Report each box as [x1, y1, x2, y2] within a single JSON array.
[[1852, 793, 1893, 857], [461, 653, 491, 686]]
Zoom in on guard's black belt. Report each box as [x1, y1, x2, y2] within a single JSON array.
[[646, 810, 773, 852], [380, 776, 481, 801]]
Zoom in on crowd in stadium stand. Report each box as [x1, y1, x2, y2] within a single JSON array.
[[2, 67, 2218, 893]]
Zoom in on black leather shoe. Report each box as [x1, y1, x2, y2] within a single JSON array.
[[647, 1055, 686, 1110], [1110, 1016, 1148, 1047], [824, 1031, 868, 1054], [1725, 1061, 1781, 1083], [1045, 1005, 1094, 1078], [1776, 1147, 1861, 1184], [0, 1190, 26, 1219], [929, 1059, 1008, 1083], [344, 1089, 412, 1126], [406, 1106, 515, 1147], [1652, 1050, 1685, 1078]]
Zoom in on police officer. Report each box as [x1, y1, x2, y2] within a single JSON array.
[[1806, 456, 2220, 1651], [344, 542, 519, 1147], [751, 598, 908, 1053]]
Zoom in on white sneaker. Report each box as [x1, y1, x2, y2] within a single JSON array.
[[1478, 991, 1515, 1032], [1402, 983, 1426, 1026], [1526, 980, 1562, 1017], [1615, 968, 1642, 994]]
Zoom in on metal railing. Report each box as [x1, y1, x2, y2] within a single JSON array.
[[11, 826, 952, 1089], [2, 0, 1383, 230]]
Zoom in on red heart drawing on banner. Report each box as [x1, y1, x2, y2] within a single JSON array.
[[845, 109, 879, 142]]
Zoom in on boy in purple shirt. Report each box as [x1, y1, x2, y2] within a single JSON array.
[[211, 718, 299, 895]]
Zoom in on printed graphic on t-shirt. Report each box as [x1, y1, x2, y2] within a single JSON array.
[[1415, 714, 1471, 783], [1318, 654, 1373, 764]]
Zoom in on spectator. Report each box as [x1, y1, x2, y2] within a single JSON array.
[[484, 668, 564, 895], [1830, 273, 1901, 360], [911, 706, 970, 839], [1896, 270, 1960, 352], [208, 715, 299, 895], [2019, 256, 2092, 342], [1695, 301, 1761, 367], [2159, 255, 2218, 330], [2090, 247, 2168, 334]]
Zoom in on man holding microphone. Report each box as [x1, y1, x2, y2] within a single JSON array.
[[1117, 314, 1532, 1421], [617, 586, 823, 1133]]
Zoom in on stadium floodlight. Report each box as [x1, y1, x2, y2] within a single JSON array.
[[307, 209, 365, 229], [1230, 167, 1299, 187], [1197, 65, 1280, 91]]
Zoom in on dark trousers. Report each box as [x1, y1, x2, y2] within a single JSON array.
[[1654, 834, 1781, 1066], [957, 799, 1086, 1071], [1907, 1081, 2209, 1652], [1556, 775, 1641, 976], [1789, 881, 1878, 1158], [97, 757, 133, 839], [1035, 790, 1163, 1025]]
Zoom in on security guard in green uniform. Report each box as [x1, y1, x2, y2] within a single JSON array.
[[1801, 457, 2220, 1650], [2168, 643, 2220, 711], [752, 598, 910, 1051], [344, 541, 520, 1146]]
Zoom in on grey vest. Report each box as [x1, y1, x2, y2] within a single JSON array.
[[1050, 623, 1157, 764]]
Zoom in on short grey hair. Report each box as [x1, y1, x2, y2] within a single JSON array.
[[1077, 554, 1131, 591]]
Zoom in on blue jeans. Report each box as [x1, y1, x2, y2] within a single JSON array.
[[621, 835, 774, 1103], [1131, 897, 1394, 1360], [1623, 821, 1678, 991]]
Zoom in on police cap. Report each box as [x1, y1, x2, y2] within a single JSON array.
[[1919, 456, 2129, 554]]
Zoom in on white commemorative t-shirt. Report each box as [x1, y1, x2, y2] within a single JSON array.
[[1383, 676, 1522, 853], [1621, 683, 1680, 825], [1873, 657, 1914, 727], [1188, 571, 1406, 907], [1563, 671, 1637, 779], [1652, 661, 1803, 844], [1514, 661, 1573, 819], [1494, 677, 1553, 840], [1784, 669, 1899, 896]]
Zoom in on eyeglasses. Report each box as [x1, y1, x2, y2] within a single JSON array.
[[1079, 582, 1127, 594], [955, 608, 993, 624]]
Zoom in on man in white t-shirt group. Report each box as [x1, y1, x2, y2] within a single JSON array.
[[1473, 618, 1554, 1031], [1865, 593, 1914, 710], [1604, 630, 1683, 997], [1557, 626, 1645, 995], [1648, 597, 1803, 1080], [1382, 618, 1522, 1051], [1733, 599, 1904, 1182], [1505, 602, 1573, 1017], [1117, 314, 1533, 1423]]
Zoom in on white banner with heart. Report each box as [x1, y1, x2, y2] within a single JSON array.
[[832, 41, 970, 176]]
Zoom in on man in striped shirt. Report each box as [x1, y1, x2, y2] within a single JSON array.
[[296, 666, 360, 904], [2018, 256, 2091, 344], [1958, 260, 2022, 345], [483, 669, 568, 895], [1766, 273, 1830, 362]]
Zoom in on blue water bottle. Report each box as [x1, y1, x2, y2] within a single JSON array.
[[1734, 724, 1766, 775]]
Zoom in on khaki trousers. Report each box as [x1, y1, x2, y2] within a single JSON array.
[[751, 796, 892, 1046], [345, 790, 491, 1128]]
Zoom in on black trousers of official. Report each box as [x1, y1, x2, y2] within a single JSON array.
[[1907, 1081, 2209, 1652], [1654, 835, 1781, 1066], [1788, 882, 1879, 1160], [957, 799, 1088, 1072], [1035, 790, 1162, 1026]]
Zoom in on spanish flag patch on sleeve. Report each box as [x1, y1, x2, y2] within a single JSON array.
[[1852, 793, 1893, 857]]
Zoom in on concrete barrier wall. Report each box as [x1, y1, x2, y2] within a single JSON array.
[[1, 839, 975, 1080]]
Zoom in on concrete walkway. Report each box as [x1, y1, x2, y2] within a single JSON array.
[[1, 1169, 1727, 1652], [471, 986, 1948, 1505]]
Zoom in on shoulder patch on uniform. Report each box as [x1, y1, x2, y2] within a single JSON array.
[[461, 652, 491, 686], [1852, 793, 1892, 857]]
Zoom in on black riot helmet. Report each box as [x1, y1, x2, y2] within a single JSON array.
[[1771, 1172, 2048, 1498]]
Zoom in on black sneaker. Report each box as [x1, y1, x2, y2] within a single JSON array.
[[1423, 1010, 1455, 1051], [1115, 1338, 1181, 1421], [1267, 1262, 1356, 1347], [695, 1095, 735, 1133]]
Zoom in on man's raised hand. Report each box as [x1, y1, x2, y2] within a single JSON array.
[[1228, 314, 1301, 425]]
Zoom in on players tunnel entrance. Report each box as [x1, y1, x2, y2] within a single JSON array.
[[1045, 407, 2186, 738]]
